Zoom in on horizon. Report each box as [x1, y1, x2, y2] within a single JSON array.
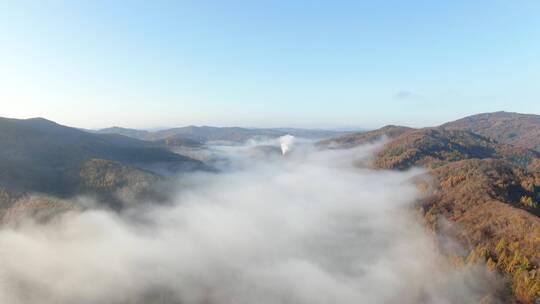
[[1, 110, 533, 132], [2, 1, 540, 129]]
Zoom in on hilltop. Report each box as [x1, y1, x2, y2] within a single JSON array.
[[442, 111, 540, 151]]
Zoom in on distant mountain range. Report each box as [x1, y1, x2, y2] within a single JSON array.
[[318, 111, 540, 302], [0, 118, 345, 208], [92, 125, 348, 145]]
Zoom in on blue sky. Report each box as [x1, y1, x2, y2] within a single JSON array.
[[1, 1, 539, 129]]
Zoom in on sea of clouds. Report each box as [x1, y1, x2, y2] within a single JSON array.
[[0, 139, 501, 303]]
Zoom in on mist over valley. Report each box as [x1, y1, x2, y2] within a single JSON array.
[[1, 112, 540, 302]]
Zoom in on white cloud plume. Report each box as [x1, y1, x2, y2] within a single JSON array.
[[280, 134, 296, 155]]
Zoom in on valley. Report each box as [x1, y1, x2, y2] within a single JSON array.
[[0, 111, 539, 303]]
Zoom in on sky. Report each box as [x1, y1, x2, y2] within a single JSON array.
[[0, 0, 539, 130]]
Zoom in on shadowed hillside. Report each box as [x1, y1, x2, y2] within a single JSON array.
[[0, 117, 205, 207]]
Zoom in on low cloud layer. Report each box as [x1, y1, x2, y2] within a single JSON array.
[[0, 142, 501, 303]]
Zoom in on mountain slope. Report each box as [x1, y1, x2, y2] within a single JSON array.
[[0, 117, 204, 199], [421, 159, 540, 302], [377, 130, 540, 302], [320, 121, 540, 302], [375, 128, 540, 170], [442, 111, 540, 151]]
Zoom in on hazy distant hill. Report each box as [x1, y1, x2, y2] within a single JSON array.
[[96, 126, 151, 139], [317, 125, 412, 148], [442, 111, 540, 151], [94, 125, 347, 144], [0, 117, 204, 203], [319, 113, 540, 302]]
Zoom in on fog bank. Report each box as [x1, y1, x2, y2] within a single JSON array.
[[0, 142, 501, 303]]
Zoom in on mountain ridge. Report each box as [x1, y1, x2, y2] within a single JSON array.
[[92, 125, 348, 143], [0, 116, 205, 208], [441, 111, 540, 151], [317, 113, 540, 302]]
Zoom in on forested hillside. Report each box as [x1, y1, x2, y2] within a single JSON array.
[[442, 111, 540, 151], [0, 117, 205, 219], [320, 114, 540, 302]]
